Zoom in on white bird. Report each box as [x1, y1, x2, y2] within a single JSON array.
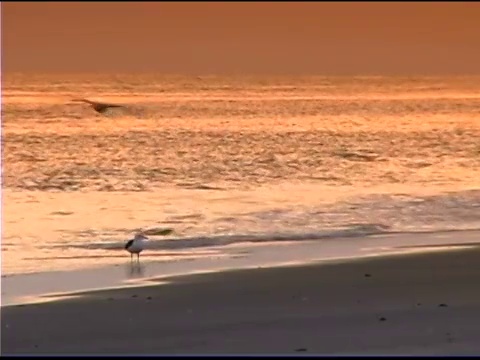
[[125, 233, 149, 263]]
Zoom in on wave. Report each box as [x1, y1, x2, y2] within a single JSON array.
[[45, 189, 480, 255], [56, 223, 480, 255], [60, 223, 393, 252]]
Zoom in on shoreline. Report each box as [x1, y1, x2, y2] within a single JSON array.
[[4, 185, 480, 276], [3, 245, 480, 355], [2, 248, 478, 309], [3, 229, 480, 307]]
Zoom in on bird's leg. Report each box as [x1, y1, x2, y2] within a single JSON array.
[[131, 253, 133, 263], [137, 253, 140, 264]]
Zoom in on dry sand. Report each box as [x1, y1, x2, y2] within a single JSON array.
[[2, 247, 480, 355]]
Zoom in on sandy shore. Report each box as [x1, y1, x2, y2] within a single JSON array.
[[2, 247, 480, 355]]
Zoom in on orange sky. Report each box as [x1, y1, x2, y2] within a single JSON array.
[[3, 2, 480, 75]]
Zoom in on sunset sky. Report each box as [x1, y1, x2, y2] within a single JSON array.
[[3, 2, 480, 75]]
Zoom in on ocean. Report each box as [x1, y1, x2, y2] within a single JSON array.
[[2, 73, 480, 276]]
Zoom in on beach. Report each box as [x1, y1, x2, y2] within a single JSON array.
[[2, 74, 480, 355], [3, 246, 480, 355]]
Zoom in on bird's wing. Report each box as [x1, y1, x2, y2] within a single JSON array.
[[71, 98, 124, 107], [125, 239, 134, 249], [71, 98, 95, 105], [105, 103, 124, 108]]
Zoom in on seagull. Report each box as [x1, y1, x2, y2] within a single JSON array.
[[71, 98, 125, 114], [125, 233, 149, 263]]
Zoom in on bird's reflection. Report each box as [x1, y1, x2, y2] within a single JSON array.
[[126, 262, 146, 278]]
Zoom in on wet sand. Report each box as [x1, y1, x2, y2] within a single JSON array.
[[2, 246, 480, 355]]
